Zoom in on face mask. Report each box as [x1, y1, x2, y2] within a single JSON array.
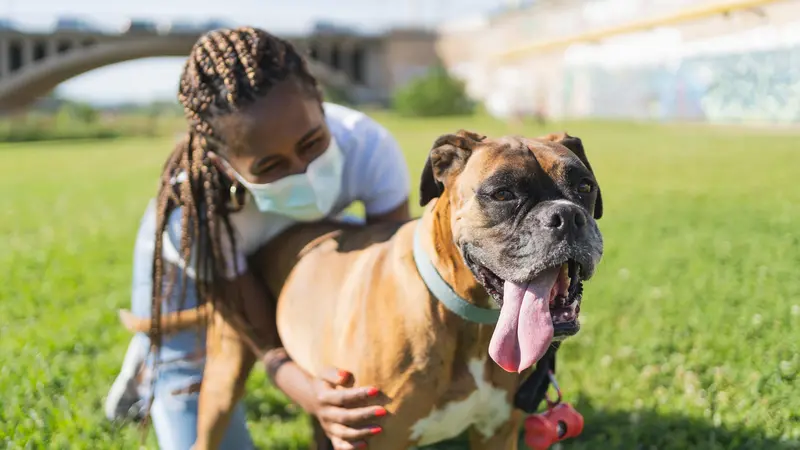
[[224, 138, 345, 221]]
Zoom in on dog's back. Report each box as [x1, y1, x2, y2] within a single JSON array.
[[254, 219, 434, 382]]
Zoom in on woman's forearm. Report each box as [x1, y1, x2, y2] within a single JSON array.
[[229, 272, 319, 413], [263, 348, 319, 414]]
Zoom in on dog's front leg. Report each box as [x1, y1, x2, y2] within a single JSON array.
[[467, 409, 525, 450], [193, 309, 255, 450], [193, 272, 279, 450]]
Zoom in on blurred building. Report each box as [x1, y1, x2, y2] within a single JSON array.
[[312, 27, 440, 105], [0, 21, 440, 112], [437, 0, 800, 124]]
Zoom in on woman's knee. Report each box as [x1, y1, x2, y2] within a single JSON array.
[[150, 391, 253, 450], [150, 390, 200, 450]]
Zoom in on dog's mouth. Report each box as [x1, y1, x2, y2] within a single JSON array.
[[467, 255, 584, 333], [464, 252, 584, 373]]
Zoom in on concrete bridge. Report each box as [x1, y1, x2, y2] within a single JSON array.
[[0, 26, 439, 112]]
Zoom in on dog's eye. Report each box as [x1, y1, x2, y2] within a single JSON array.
[[577, 181, 594, 194], [491, 189, 516, 201]]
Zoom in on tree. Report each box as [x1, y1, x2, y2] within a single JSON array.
[[392, 66, 475, 117]]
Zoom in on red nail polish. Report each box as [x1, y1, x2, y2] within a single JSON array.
[[356, 443, 367, 449], [366, 387, 379, 397], [374, 407, 387, 417], [370, 427, 382, 435], [337, 370, 350, 381]]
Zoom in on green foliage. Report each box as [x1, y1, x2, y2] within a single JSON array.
[[0, 114, 119, 143], [391, 66, 475, 117], [1, 116, 799, 449], [69, 102, 99, 125], [0, 96, 186, 143], [0, 110, 184, 143]]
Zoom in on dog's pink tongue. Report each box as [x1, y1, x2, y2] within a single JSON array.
[[489, 270, 558, 373]]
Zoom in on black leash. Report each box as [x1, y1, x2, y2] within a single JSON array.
[[514, 342, 561, 414]]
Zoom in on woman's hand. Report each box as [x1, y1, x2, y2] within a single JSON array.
[[263, 350, 386, 450], [311, 368, 387, 450]]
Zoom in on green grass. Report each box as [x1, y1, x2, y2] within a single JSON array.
[[1, 114, 799, 449]]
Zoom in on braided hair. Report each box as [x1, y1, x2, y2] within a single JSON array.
[[147, 27, 322, 405]]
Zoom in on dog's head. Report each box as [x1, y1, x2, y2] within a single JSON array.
[[420, 130, 604, 373]]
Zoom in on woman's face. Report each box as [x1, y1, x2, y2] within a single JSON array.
[[214, 79, 329, 185]]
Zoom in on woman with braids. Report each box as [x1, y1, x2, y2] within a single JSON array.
[[104, 27, 410, 450]]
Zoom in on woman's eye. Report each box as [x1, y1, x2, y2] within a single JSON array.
[[254, 159, 282, 175], [577, 181, 594, 194], [299, 138, 324, 158], [491, 189, 516, 201]]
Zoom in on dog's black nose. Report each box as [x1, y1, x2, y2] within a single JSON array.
[[542, 202, 586, 234]]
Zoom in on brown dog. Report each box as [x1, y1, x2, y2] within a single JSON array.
[[123, 131, 604, 449]]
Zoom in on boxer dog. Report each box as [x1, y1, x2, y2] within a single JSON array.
[[122, 130, 604, 449]]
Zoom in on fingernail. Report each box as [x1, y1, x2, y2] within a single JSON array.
[[356, 443, 367, 449], [374, 407, 387, 417], [366, 387, 379, 397], [337, 370, 350, 381], [370, 426, 382, 435]]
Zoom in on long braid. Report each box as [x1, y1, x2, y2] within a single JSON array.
[[143, 26, 322, 427]]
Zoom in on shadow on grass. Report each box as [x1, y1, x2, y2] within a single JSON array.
[[397, 395, 798, 450], [558, 396, 798, 450], [240, 390, 797, 450]]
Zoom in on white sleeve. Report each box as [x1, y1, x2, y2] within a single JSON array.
[[354, 121, 411, 217], [161, 206, 248, 280]]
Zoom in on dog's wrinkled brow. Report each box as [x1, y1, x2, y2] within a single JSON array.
[[481, 169, 527, 191]]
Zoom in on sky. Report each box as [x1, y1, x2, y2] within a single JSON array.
[[3, 0, 506, 104]]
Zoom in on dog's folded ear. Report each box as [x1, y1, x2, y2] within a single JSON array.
[[419, 129, 486, 207], [419, 157, 444, 208], [540, 132, 603, 219]]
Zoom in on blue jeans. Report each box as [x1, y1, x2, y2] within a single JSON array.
[[123, 201, 255, 450]]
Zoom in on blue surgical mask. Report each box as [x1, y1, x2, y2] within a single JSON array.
[[224, 138, 345, 221]]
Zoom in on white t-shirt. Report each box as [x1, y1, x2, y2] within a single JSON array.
[[158, 102, 410, 279]]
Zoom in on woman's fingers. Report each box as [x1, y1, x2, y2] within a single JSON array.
[[318, 367, 352, 386], [330, 437, 367, 450], [318, 405, 387, 426], [325, 421, 383, 442], [316, 385, 380, 408], [313, 366, 385, 449]]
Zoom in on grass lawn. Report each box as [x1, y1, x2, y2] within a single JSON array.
[[1, 113, 798, 449]]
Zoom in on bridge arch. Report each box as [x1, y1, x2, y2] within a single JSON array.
[[0, 35, 353, 112]]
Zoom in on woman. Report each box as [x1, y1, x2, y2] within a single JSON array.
[[104, 27, 410, 450]]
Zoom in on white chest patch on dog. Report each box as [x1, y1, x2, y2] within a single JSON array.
[[410, 358, 511, 446]]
